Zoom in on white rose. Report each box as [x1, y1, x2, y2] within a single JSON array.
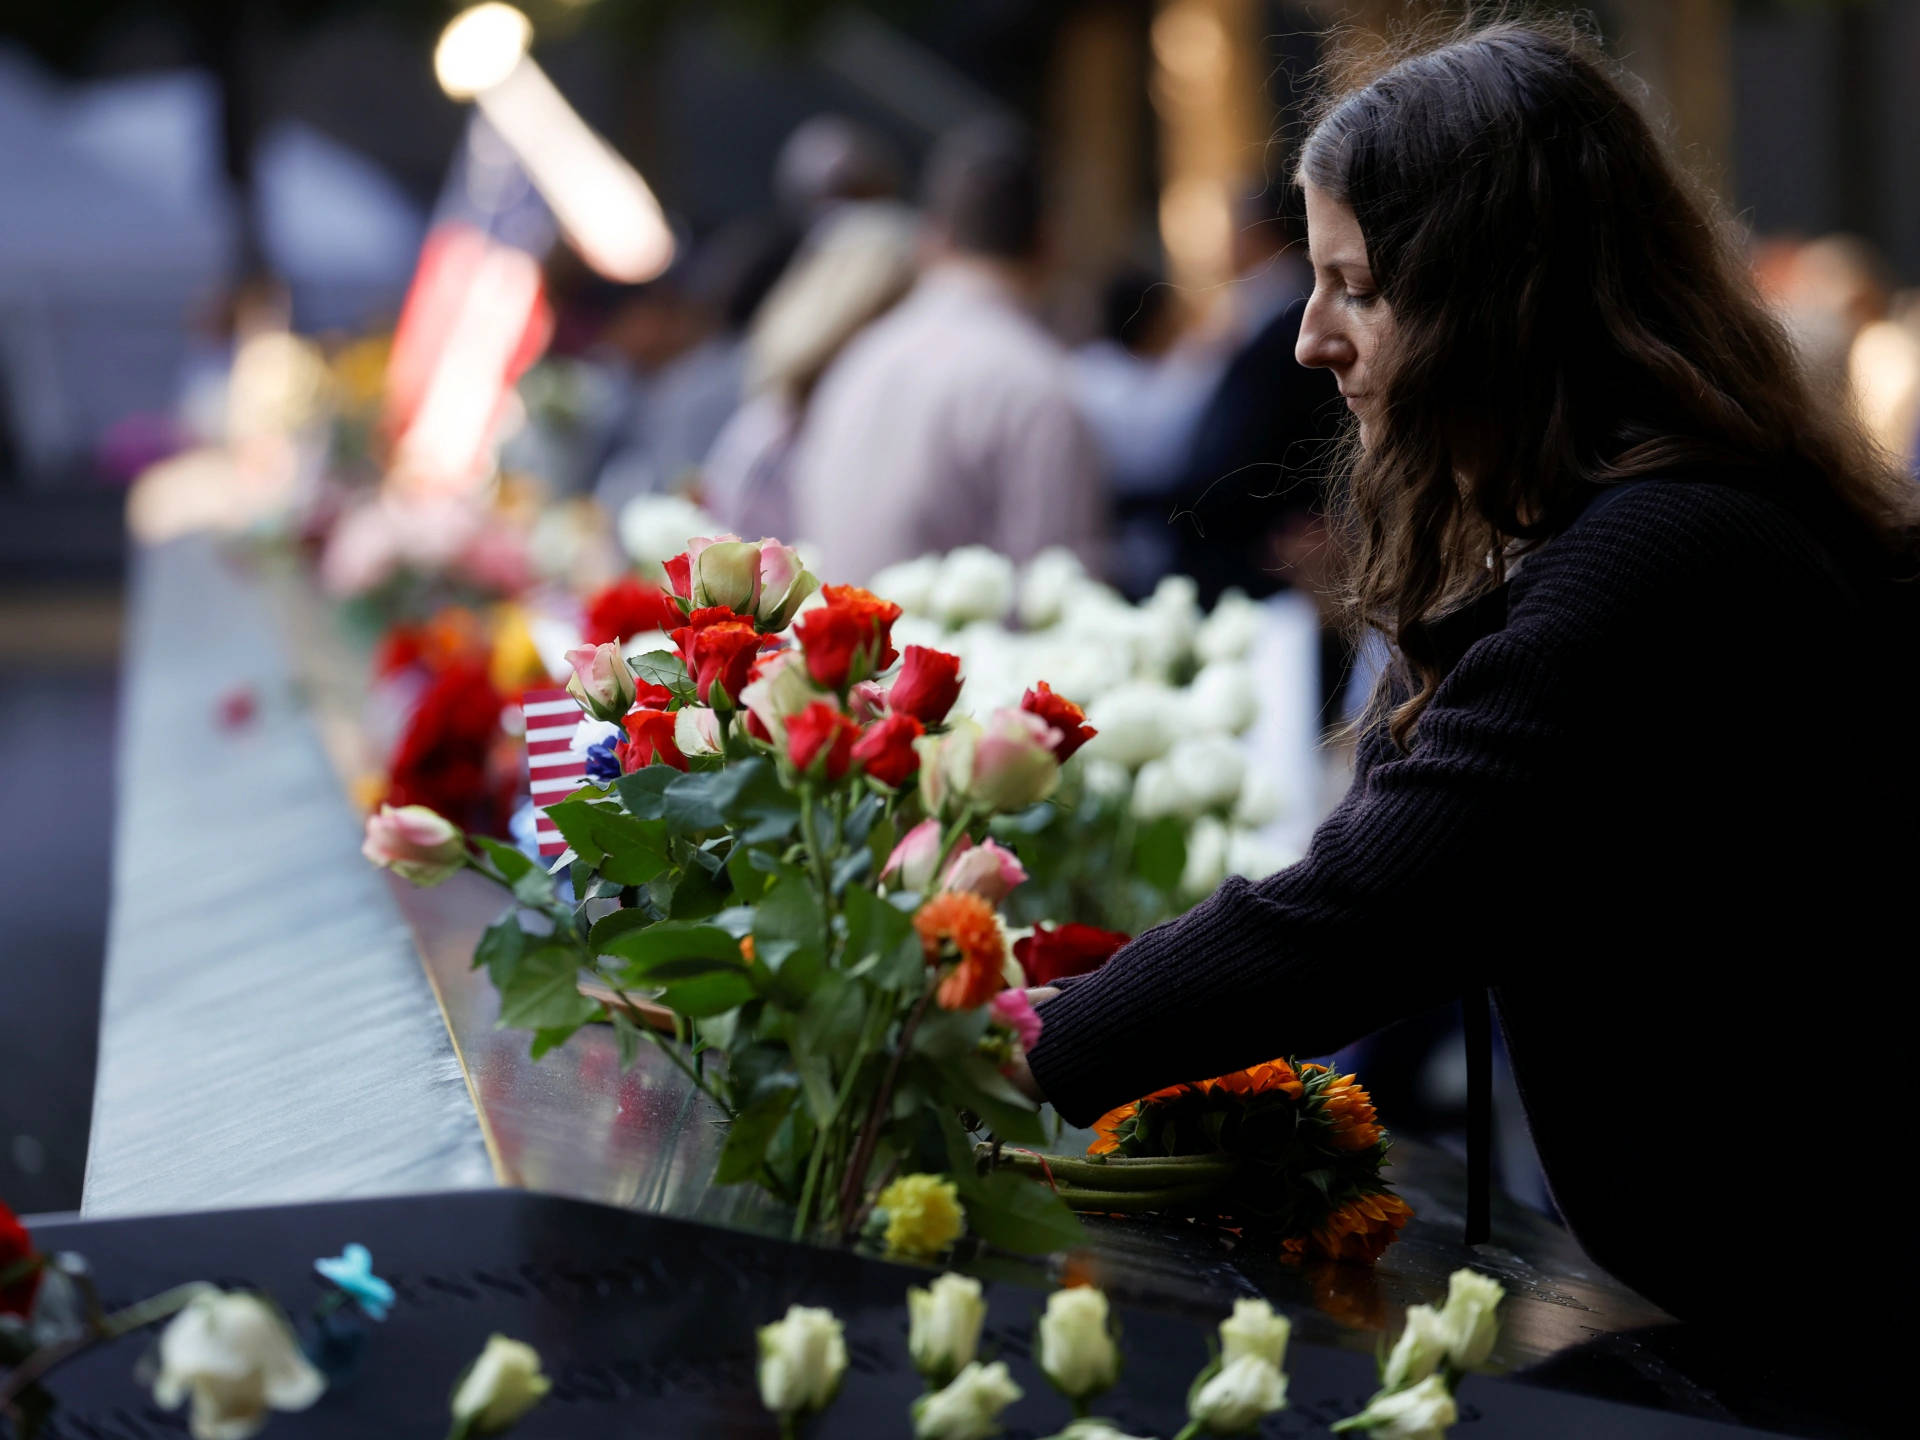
[[1380, 1303, 1452, 1392], [151, 1290, 326, 1440], [674, 706, 723, 757], [912, 1360, 1023, 1440], [1083, 682, 1180, 769], [1437, 1268, 1504, 1371], [1230, 770, 1288, 828], [1217, 1297, 1291, 1371], [1185, 662, 1260, 736], [1331, 1372, 1457, 1439], [1188, 1352, 1288, 1434], [1036, 1286, 1120, 1402], [740, 649, 823, 744], [1181, 815, 1232, 896], [757, 1304, 847, 1417], [1226, 829, 1301, 883], [870, 554, 945, 615], [935, 546, 1017, 627], [1164, 735, 1247, 817], [451, 1333, 552, 1433], [907, 1273, 988, 1388], [1130, 759, 1183, 822], [617, 493, 720, 567], [1196, 590, 1265, 664], [1018, 546, 1086, 629]]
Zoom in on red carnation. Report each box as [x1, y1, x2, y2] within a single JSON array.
[[889, 646, 963, 726], [1014, 922, 1131, 987], [672, 607, 760, 707], [852, 712, 925, 787], [793, 585, 902, 692], [583, 575, 679, 646], [786, 701, 859, 782], [618, 709, 687, 772], [1, 1198, 42, 1319], [1021, 681, 1097, 763]]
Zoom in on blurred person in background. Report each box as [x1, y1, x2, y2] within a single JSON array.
[[1764, 232, 1891, 399], [703, 201, 920, 541], [1070, 266, 1220, 596], [791, 117, 1105, 581], [592, 217, 795, 510], [774, 113, 905, 224]]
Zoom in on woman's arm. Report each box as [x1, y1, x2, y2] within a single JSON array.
[[1026, 624, 1565, 1126]]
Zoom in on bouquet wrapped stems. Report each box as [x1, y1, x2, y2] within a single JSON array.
[[990, 1148, 1242, 1215]]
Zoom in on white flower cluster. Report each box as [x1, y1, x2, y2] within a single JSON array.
[[873, 546, 1301, 896]]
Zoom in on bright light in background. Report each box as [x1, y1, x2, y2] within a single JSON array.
[[432, 2, 674, 285], [434, 3, 534, 101], [1150, 0, 1260, 298]]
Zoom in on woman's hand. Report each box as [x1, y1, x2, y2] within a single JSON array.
[[1006, 987, 1059, 1103]]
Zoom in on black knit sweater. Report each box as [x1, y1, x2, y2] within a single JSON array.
[[1029, 474, 1916, 1322]]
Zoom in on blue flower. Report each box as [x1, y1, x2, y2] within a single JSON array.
[[315, 1243, 394, 1321], [584, 732, 622, 783]]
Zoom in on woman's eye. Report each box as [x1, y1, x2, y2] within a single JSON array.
[[1344, 289, 1378, 308]]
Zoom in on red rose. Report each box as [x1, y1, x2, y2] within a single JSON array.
[[1, 1199, 40, 1319], [786, 701, 859, 782], [384, 656, 516, 837], [672, 607, 760, 707], [1014, 922, 1131, 986], [889, 646, 963, 726], [662, 552, 693, 601], [1021, 681, 1097, 763], [794, 585, 902, 691], [852, 712, 925, 787], [583, 575, 679, 646], [634, 681, 674, 709], [618, 709, 687, 772]]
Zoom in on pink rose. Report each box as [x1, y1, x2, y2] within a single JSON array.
[[362, 804, 466, 886], [882, 817, 956, 893], [941, 839, 1027, 907], [989, 989, 1043, 1053], [563, 642, 638, 723], [752, 538, 820, 631], [848, 679, 890, 723], [968, 708, 1062, 813]]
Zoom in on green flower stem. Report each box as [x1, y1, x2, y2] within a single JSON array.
[[611, 983, 729, 1115], [837, 985, 934, 1240], [0, 1282, 211, 1408], [793, 1000, 889, 1241], [992, 1150, 1240, 1190], [1172, 1421, 1204, 1440], [1043, 1182, 1230, 1214]]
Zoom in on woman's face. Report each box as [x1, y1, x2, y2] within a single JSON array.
[[1296, 182, 1395, 448]]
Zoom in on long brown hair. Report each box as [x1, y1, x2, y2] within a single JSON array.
[[1298, 18, 1919, 748]]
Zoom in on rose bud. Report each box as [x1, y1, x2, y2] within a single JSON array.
[[890, 646, 964, 726], [1189, 1353, 1288, 1435], [941, 839, 1026, 907], [794, 585, 902, 691], [753, 538, 821, 631], [848, 678, 890, 723], [662, 551, 693, 601], [988, 988, 1042, 1053], [907, 1273, 987, 1389], [852, 712, 924, 788], [689, 536, 763, 614], [1437, 1268, 1505, 1372], [966, 707, 1062, 813], [673, 608, 762, 709], [740, 648, 824, 744], [1036, 1286, 1120, 1404], [674, 706, 723, 759], [757, 1305, 847, 1421], [1013, 922, 1130, 987], [563, 642, 638, 723], [1021, 681, 1096, 762], [1330, 1373, 1455, 1439], [618, 710, 687, 772], [911, 1361, 1022, 1440], [362, 805, 466, 886], [451, 1334, 552, 1434], [151, 1291, 326, 1436], [1219, 1298, 1291, 1372], [786, 701, 859, 782], [882, 818, 952, 892]]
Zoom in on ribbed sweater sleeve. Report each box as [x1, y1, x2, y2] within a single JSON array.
[[1027, 478, 1828, 1127]]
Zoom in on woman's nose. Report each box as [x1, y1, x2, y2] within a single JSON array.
[[1295, 295, 1349, 372]]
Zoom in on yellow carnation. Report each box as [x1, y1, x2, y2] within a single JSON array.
[[876, 1174, 965, 1259]]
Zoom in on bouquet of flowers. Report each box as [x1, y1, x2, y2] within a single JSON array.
[[996, 1058, 1412, 1264], [368, 534, 1096, 1254]]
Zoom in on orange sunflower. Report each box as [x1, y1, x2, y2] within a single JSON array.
[[913, 891, 1007, 1010], [1281, 1191, 1413, 1265], [1304, 1064, 1384, 1151]]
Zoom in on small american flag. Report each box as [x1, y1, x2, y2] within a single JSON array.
[[522, 688, 587, 857]]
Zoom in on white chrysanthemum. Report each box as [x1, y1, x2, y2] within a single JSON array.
[[1185, 661, 1260, 735], [616, 492, 720, 567], [871, 554, 945, 615], [1018, 546, 1087, 630]]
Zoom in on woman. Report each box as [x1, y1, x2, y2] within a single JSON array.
[[1020, 23, 1918, 1324]]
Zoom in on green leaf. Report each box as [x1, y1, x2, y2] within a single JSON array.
[[598, 921, 745, 983], [715, 1080, 799, 1184], [660, 970, 757, 1017], [588, 907, 656, 953], [529, 1025, 578, 1060], [712, 757, 803, 844], [793, 971, 868, 1058], [958, 1168, 1086, 1254], [842, 885, 924, 990], [543, 801, 673, 886], [991, 801, 1058, 837], [830, 847, 873, 895], [1133, 815, 1189, 894], [615, 764, 679, 819], [633, 648, 696, 704], [662, 769, 731, 834], [843, 791, 882, 850], [473, 836, 534, 883], [611, 1009, 643, 1070], [668, 857, 730, 920], [940, 1058, 1048, 1147], [474, 915, 527, 982], [497, 945, 600, 1031]]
